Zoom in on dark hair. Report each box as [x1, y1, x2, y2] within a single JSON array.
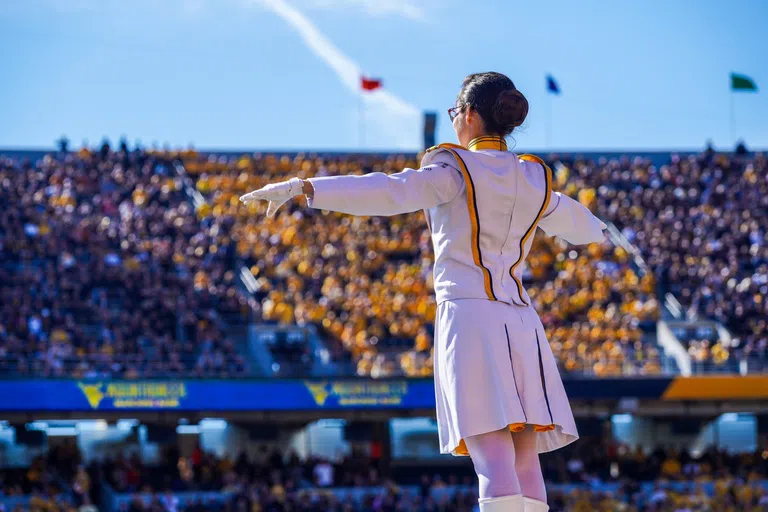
[[457, 72, 529, 137]]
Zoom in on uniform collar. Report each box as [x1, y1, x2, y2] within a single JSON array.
[[467, 136, 508, 152]]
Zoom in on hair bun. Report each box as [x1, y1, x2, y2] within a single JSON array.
[[492, 89, 529, 131]]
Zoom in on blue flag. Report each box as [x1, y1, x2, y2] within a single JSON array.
[[546, 75, 560, 95]]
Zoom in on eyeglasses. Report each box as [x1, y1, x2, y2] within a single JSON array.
[[448, 104, 465, 122]]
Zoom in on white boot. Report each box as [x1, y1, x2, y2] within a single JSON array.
[[478, 494, 524, 511], [523, 496, 549, 511]]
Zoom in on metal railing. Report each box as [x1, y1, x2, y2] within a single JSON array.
[[0, 349, 763, 379], [0, 354, 251, 378]]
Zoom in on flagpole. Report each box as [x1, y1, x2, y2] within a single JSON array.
[[546, 92, 552, 149], [729, 90, 734, 148], [359, 93, 365, 150]]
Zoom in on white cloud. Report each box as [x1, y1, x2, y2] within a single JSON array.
[[252, 0, 421, 149]]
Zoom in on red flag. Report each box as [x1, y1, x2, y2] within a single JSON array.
[[361, 76, 382, 91]]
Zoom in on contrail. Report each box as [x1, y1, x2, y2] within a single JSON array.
[[255, 0, 421, 149]]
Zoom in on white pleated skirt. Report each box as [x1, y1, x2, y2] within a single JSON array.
[[433, 298, 578, 456]]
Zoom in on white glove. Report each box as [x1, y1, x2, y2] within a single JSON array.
[[239, 177, 304, 218]]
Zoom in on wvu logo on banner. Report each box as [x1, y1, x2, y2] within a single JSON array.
[[305, 381, 408, 407], [77, 382, 187, 409]]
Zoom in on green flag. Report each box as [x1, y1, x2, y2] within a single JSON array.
[[731, 73, 757, 92]]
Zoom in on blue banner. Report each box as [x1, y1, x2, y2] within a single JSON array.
[[2, 379, 435, 411], [0, 377, 676, 412]]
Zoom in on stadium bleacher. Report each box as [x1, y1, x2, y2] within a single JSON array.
[[0, 150, 248, 379], [569, 150, 768, 371], [1, 434, 767, 511], [1, 146, 766, 378]]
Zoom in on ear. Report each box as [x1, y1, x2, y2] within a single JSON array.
[[465, 107, 480, 126]]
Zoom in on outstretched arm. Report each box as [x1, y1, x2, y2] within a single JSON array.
[[305, 160, 463, 216], [537, 192, 607, 245], [240, 153, 464, 217]]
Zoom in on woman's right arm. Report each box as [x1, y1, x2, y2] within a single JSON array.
[[239, 152, 463, 218], [304, 154, 464, 216]]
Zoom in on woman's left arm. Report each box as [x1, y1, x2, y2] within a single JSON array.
[[240, 153, 464, 217]]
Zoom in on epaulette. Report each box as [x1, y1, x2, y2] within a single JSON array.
[[425, 142, 465, 153], [519, 154, 546, 167]]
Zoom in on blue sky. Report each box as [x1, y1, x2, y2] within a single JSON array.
[[2, 0, 767, 151]]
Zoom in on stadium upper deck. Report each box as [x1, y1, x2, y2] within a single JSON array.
[[0, 145, 765, 379]]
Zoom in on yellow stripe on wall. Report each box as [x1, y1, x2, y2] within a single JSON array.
[[441, 147, 497, 301], [663, 375, 768, 400], [508, 154, 552, 305]]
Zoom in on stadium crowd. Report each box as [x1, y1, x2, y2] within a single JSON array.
[[561, 150, 768, 368], [0, 147, 249, 378], [1, 143, 765, 378], [0, 441, 97, 512], [2, 436, 767, 511]]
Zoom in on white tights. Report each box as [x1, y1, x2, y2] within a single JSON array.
[[464, 426, 546, 503]]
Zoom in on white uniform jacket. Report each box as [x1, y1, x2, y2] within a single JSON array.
[[307, 138, 605, 306]]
